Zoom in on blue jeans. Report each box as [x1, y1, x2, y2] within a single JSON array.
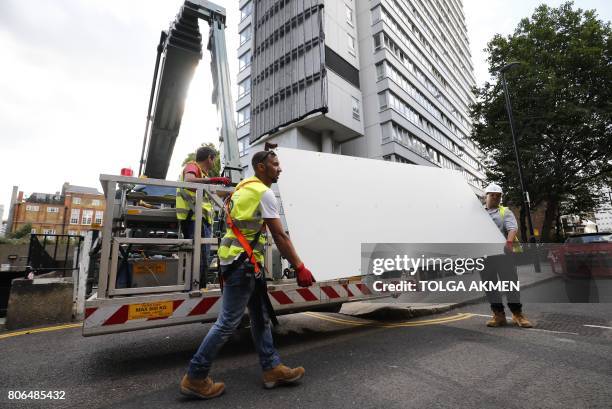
[[187, 263, 281, 379]]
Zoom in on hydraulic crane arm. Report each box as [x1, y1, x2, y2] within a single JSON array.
[[139, 0, 242, 183]]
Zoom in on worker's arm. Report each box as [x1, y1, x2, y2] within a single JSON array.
[[503, 228, 518, 254], [264, 218, 302, 267], [261, 191, 313, 286], [503, 208, 519, 242], [501, 209, 519, 253], [183, 172, 229, 185], [183, 172, 212, 183]]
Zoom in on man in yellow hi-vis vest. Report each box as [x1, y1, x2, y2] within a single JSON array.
[[176, 146, 230, 285], [180, 148, 315, 400], [483, 183, 533, 328]]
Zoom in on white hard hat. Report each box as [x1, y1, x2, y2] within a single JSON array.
[[484, 183, 503, 194]]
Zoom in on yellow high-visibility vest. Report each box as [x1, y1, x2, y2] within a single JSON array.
[[175, 162, 213, 225], [218, 176, 269, 265]]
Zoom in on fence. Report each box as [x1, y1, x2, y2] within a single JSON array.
[[27, 234, 84, 277]]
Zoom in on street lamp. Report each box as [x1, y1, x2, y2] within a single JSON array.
[[499, 62, 540, 271]]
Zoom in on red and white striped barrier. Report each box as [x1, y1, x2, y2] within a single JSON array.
[[83, 281, 391, 335], [268, 283, 372, 306], [84, 296, 222, 328]]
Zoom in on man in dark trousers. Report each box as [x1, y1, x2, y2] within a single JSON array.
[[482, 183, 533, 328], [180, 147, 316, 400]]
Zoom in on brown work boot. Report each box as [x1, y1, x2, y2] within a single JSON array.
[[180, 375, 225, 399], [486, 311, 507, 327], [512, 312, 533, 328], [262, 364, 305, 389]]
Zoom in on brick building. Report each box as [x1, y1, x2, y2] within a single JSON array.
[[9, 183, 106, 236], [61, 183, 106, 236], [11, 192, 66, 235]]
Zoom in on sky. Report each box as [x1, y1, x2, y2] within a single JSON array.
[[1, 0, 611, 219]]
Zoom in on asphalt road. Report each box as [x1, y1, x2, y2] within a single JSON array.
[[1, 298, 611, 408]]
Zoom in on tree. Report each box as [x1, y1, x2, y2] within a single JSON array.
[[8, 222, 32, 239], [181, 142, 221, 177], [470, 2, 612, 241]]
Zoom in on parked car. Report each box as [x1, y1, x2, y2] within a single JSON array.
[[564, 232, 612, 244], [549, 232, 612, 278]]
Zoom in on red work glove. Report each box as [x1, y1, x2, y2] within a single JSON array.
[[208, 177, 231, 185], [295, 263, 315, 287], [504, 240, 513, 255]]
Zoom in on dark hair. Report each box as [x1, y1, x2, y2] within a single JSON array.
[[196, 146, 216, 162], [251, 150, 277, 168]]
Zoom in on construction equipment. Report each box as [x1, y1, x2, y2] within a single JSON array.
[[83, 1, 510, 336], [138, 0, 241, 184], [83, 1, 390, 336]]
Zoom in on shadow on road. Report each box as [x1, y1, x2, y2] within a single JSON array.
[[84, 314, 382, 380]]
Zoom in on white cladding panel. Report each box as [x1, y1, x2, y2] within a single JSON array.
[[275, 148, 505, 281]]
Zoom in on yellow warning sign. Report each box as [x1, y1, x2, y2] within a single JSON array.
[[132, 261, 166, 275], [128, 301, 173, 320]]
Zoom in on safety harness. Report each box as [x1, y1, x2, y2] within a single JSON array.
[[220, 179, 278, 325]]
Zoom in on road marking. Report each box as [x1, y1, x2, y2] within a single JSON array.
[[304, 311, 469, 327], [0, 312, 473, 340], [303, 312, 371, 327], [303, 312, 474, 328], [465, 314, 580, 335], [382, 314, 474, 328], [0, 323, 81, 340], [466, 313, 579, 334], [527, 328, 578, 336], [584, 324, 612, 330], [469, 314, 611, 334]]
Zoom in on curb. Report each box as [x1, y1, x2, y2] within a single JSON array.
[[0, 319, 81, 336]]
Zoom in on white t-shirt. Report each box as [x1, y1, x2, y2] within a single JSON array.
[[260, 189, 280, 219]]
